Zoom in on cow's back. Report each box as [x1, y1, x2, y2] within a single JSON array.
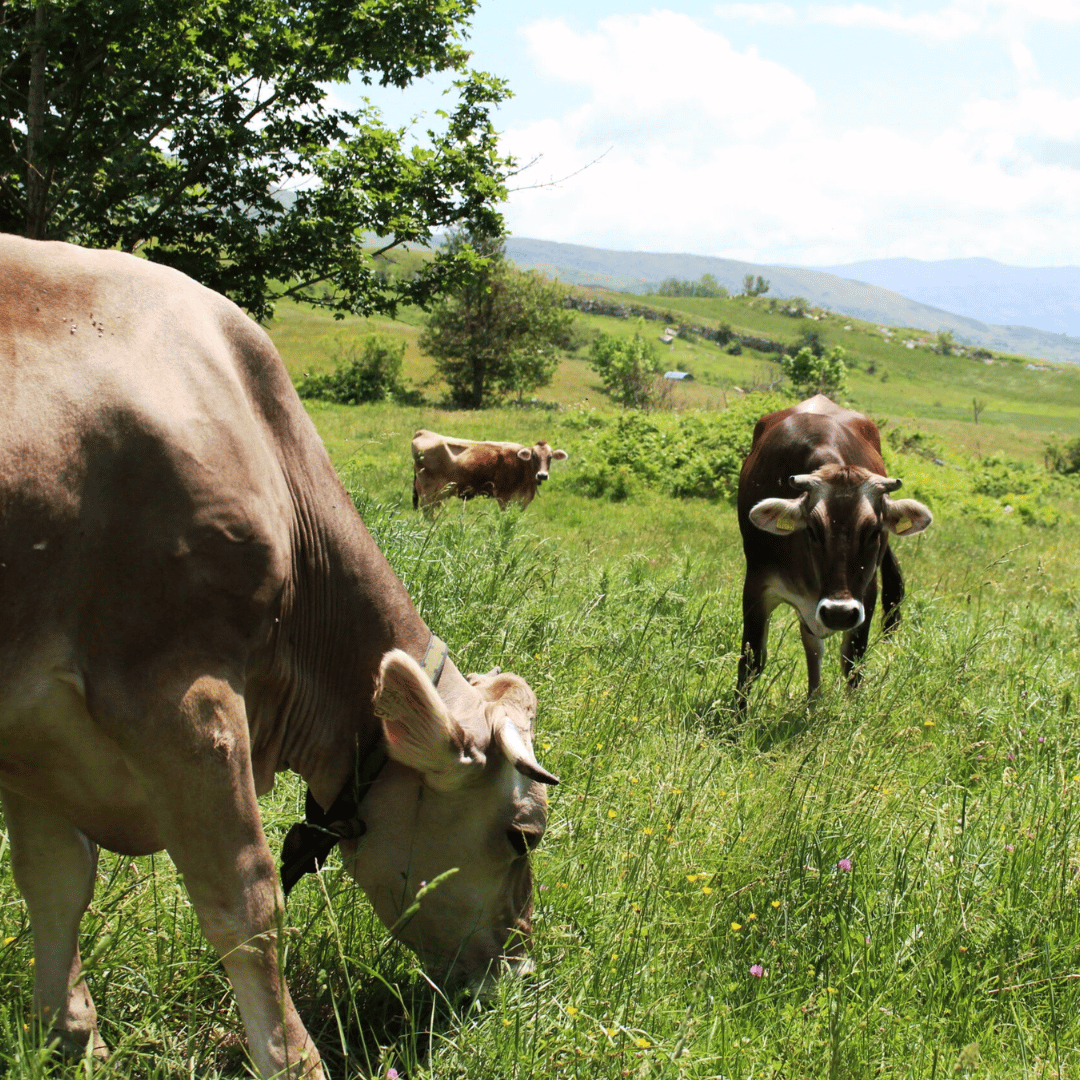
[[0, 236, 294, 677], [739, 396, 886, 521]]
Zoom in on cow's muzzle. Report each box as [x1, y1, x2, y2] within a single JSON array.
[[536, 471, 549, 482], [816, 598, 865, 632]]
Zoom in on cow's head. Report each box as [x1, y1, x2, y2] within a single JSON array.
[[341, 651, 557, 992], [748, 464, 932, 635], [518, 441, 568, 484]]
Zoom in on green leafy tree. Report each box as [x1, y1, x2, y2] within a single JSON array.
[[782, 345, 847, 399], [295, 335, 415, 405], [655, 273, 728, 298], [420, 231, 573, 408], [589, 325, 664, 410], [742, 273, 769, 297], [0, 0, 512, 320]]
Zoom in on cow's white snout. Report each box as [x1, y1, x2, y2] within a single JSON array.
[[816, 598, 865, 632]]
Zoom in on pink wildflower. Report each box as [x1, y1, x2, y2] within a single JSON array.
[[750, 964, 764, 978], [387, 1070, 399, 1080], [837, 858, 852, 872]]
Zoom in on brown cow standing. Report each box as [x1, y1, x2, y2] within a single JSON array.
[[0, 235, 559, 1079], [736, 395, 932, 705], [412, 429, 568, 510]]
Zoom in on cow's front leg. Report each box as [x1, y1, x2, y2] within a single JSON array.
[[108, 671, 323, 1079], [736, 576, 775, 710], [798, 622, 824, 698], [0, 786, 106, 1059], [842, 573, 878, 687]]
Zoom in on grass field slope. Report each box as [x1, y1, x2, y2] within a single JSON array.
[[2, 285, 1080, 1080]]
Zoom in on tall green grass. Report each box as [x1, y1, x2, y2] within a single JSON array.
[[4, 454, 1079, 1077]]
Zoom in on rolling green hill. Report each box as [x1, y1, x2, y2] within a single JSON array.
[[265, 283, 1080, 465], [505, 237, 1080, 366]]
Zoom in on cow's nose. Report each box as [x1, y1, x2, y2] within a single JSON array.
[[536, 471, 548, 482], [816, 598, 865, 631]]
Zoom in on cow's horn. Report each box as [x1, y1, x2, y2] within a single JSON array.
[[496, 714, 560, 786], [788, 473, 816, 492]]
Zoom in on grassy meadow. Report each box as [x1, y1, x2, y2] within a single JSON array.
[[3, 287, 1080, 1079]]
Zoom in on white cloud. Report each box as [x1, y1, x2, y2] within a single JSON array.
[[523, 12, 815, 142], [810, 3, 982, 40], [713, 3, 798, 23], [716, 1, 1080, 40], [503, 9, 1080, 265]]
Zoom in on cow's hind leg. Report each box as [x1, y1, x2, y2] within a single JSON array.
[[0, 786, 106, 1059], [100, 668, 323, 1079], [880, 544, 905, 635], [841, 572, 879, 688]]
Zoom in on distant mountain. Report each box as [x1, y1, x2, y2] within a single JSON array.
[[505, 238, 1080, 365], [815, 257, 1080, 338]]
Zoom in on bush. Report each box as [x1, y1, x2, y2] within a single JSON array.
[[296, 335, 416, 405], [1045, 434, 1080, 476], [781, 345, 847, 398], [589, 326, 665, 410], [571, 394, 787, 502]]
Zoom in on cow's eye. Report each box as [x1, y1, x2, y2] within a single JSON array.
[[507, 827, 541, 857]]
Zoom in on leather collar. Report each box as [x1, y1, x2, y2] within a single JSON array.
[[280, 634, 449, 897]]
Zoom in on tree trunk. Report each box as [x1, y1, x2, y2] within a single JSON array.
[[25, 2, 49, 239]]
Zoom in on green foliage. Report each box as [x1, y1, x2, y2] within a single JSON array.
[[1045, 433, 1080, 475], [653, 273, 728, 298], [781, 344, 848, 397], [936, 330, 957, 355], [295, 335, 415, 405], [420, 231, 574, 408], [792, 325, 825, 358], [742, 273, 770, 296], [588, 325, 665, 410], [0, 0, 512, 320], [571, 394, 787, 501], [887, 424, 942, 460]]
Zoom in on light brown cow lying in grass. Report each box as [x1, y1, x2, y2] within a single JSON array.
[[0, 235, 558, 1078], [412, 429, 569, 509]]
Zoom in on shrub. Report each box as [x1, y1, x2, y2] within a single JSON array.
[[571, 394, 787, 502], [781, 345, 847, 398], [935, 330, 955, 355], [296, 335, 415, 405], [589, 326, 665, 410], [1045, 434, 1080, 476]]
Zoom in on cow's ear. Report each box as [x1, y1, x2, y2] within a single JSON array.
[[517, 447, 533, 461], [884, 498, 933, 536], [749, 496, 807, 535], [552, 449, 568, 461], [374, 650, 483, 787]]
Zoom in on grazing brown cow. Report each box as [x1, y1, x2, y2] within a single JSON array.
[[412, 429, 568, 510], [736, 395, 932, 704], [0, 235, 558, 1079]]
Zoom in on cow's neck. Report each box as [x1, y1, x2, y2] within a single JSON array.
[[248, 461, 429, 811]]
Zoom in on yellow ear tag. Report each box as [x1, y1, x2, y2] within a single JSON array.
[[776, 513, 796, 532], [894, 517, 912, 534]]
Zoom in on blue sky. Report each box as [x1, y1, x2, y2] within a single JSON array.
[[351, 1, 1080, 268]]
